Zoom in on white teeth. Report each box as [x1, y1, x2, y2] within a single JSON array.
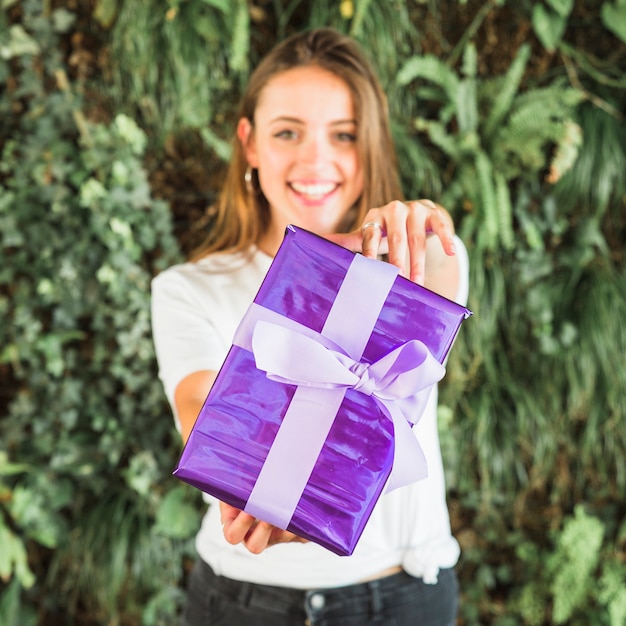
[[291, 182, 336, 197]]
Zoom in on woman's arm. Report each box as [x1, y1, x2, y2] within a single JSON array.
[[174, 370, 218, 444]]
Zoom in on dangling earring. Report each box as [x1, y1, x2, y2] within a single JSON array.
[[244, 166, 255, 194]]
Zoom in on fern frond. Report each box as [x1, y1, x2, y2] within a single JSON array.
[[494, 172, 515, 250], [392, 122, 443, 199], [546, 120, 582, 184], [492, 86, 583, 178], [483, 43, 531, 141], [229, 0, 250, 73], [349, 0, 374, 37], [553, 102, 626, 217], [461, 42, 477, 79], [396, 55, 459, 103], [109, 0, 236, 132], [163, 17, 214, 128], [200, 127, 232, 162], [522, 83, 582, 109], [414, 118, 460, 158], [308, 0, 417, 95], [475, 150, 499, 249], [456, 77, 478, 134], [199, 0, 231, 11]]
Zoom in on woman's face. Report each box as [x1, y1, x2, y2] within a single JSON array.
[[239, 65, 364, 239]]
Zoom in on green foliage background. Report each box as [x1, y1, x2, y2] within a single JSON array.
[[1, 1, 625, 624]]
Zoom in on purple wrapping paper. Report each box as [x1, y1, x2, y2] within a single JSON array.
[[174, 225, 471, 556]]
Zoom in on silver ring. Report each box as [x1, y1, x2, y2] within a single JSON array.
[[361, 221, 384, 234]]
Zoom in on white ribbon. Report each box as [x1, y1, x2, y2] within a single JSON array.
[[251, 320, 445, 491]]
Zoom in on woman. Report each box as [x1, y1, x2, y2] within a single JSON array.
[[152, 27, 468, 626]]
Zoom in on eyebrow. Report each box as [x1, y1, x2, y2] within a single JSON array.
[[268, 116, 357, 126]]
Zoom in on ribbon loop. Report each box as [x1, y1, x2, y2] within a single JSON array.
[[252, 320, 445, 423], [350, 362, 376, 395]]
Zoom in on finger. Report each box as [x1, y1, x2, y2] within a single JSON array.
[[406, 207, 428, 285], [381, 201, 409, 276], [222, 509, 257, 545], [219, 501, 242, 525], [242, 520, 275, 554], [245, 524, 308, 554], [326, 231, 389, 256], [268, 528, 309, 546], [422, 201, 456, 256], [360, 220, 385, 260]]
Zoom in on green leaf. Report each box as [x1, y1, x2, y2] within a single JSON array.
[[123, 452, 159, 497], [198, 0, 231, 12], [0, 522, 35, 588], [599, 561, 626, 626], [601, 1, 626, 44], [93, 0, 120, 29], [8, 485, 64, 549], [0, 579, 21, 626], [2, 0, 21, 10], [154, 487, 201, 540], [0, 452, 30, 476], [0, 25, 40, 60], [51, 8, 77, 33], [546, 0, 574, 18], [532, 4, 567, 52]]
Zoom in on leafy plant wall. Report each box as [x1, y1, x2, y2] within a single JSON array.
[[1, 1, 625, 625]]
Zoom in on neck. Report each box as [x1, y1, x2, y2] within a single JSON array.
[[257, 225, 285, 258]]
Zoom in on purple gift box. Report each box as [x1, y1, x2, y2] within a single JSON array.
[[174, 225, 471, 556]]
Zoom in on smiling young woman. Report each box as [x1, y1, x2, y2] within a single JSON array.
[[151, 27, 468, 626]]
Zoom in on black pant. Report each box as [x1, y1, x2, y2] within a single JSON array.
[[181, 557, 459, 626]]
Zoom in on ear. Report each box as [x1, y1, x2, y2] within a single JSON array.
[[237, 117, 259, 168]]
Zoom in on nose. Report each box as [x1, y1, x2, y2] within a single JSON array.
[[299, 132, 331, 167]]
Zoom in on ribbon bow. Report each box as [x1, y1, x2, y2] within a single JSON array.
[[251, 320, 445, 491]]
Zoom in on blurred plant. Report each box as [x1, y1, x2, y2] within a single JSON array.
[[0, 455, 37, 626], [397, 42, 584, 250], [2, 1, 626, 624], [509, 506, 626, 626], [531, 0, 626, 52], [549, 505, 605, 622], [99, 0, 250, 134], [601, 0, 626, 44], [0, 2, 200, 623]]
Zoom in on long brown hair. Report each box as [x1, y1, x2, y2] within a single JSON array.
[[192, 27, 402, 259]]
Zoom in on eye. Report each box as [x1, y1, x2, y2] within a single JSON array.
[[274, 129, 298, 140], [335, 131, 357, 143]]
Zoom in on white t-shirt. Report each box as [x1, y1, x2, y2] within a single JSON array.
[[151, 237, 469, 589]]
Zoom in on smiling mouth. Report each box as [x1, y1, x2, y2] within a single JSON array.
[[289, 181, 339, 200]]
